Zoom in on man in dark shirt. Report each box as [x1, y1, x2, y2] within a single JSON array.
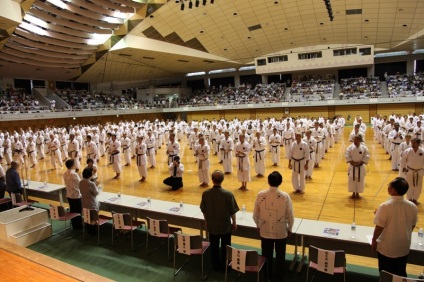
[[6, 161, 23, 202], [200, 170, 239, 272]]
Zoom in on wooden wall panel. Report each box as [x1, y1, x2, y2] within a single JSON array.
[[255, 108, 284, 120], [335, 105, 370, 124], [289, 106, 329, 119], [224, 109, 251, 121], [376, 103, 415, 117], [189, 111, 220, 122]]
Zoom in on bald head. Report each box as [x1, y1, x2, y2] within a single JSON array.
[[211, 170, 224, 185]]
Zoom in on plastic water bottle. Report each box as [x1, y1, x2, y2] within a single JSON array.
[[418, 228, 424, 246], [117, 192, 121, 201], [44, 181, 47, 188], [147, 197, 151, 208], [351, 222, 356, 239], [241, 205, 246, 220], [179, 201, 184, 213]]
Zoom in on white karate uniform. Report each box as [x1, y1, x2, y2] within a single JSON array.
[[166, 141, 180, 165], [110, 140, 122, 173], [121, 137, 132, 165], [345, 143, 370, 194], [194, 143, 210, 184], [287, 141, 310, 192], [268, 133, 281, 165], [220, 137, 234, 173], [36, 135, 44, 159], [146, 135, 156, 167], [252, 136, 266, 175], [68, 139, 81, 170], [235, 141, 252, 182], [303, 136, 317, 178], [135, 142, 147, 178], [26, 141, 37, 166], [400, 147, 424, 201]]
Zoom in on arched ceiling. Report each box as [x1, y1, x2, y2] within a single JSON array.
[[0, 0, 423, 83]]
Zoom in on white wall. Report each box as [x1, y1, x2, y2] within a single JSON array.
[[256, 44, 374, 74]]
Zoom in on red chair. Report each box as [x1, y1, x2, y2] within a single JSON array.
[[111, 212, 145, 251], [146, 217, 182, 259], [82, 208, 112, 245], [173, 233, 210, 280], [225, 245, 267, 282], [11, 193, 37, 207], [49, 205, 80, 239], [306, 245, 346, 282]]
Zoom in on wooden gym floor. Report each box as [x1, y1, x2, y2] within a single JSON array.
[[15, 125, 424, 275]]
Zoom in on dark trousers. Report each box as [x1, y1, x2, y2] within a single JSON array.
[[261, 237, 287, 281], [209, 232, 231, 272], [67, 197, 82, 229], [0, 181, 5, 198], [163, 176, 183, 190], [378, 252, 408, 277]]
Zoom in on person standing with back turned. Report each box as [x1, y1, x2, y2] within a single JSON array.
[[253, 171, 294, 282], [200, 170, 239, 272], [372, 177, 418, 277]]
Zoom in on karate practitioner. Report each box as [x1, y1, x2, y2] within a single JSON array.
[[345, 135, 370, 199], [288, 133, 309, 194]]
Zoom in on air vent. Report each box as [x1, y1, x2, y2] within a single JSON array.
[[248, 24, 262, 31], [346, 9, 362, 15], [177, 59, 189, 63], [119, 53, 132, 57], [142, 56, 155, 60], [203, 60, 214, 63]]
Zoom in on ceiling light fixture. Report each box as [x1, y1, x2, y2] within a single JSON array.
[[179, 0, 214, 10]]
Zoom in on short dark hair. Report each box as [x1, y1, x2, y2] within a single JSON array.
[[268, 171, 283, 187], [86, 158, 94, 164], [412, 138, 421, 145], [82, 168, 93, 179], [390, 177, 409, 196], [211, 170, 224, 185], [65, 159, 75, 169]]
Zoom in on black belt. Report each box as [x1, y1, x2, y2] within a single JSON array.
[[110, 151, 119, 164], [255, 150, 264, 162], [292, 157, 305, 173], [271, 145, 279, 153], [393, 142, 400, 145], [352, 164, 363, 182], [28, 151, 34, 154], [136, 154, 145, 166], [122, 147, 129, 152]]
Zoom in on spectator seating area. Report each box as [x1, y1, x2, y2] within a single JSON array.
[[180, 82, 286, 106], [0, 87, 47, 113], [289, 80, 334, 102], [387, 73, 424, 97], [56, 89, 149, 110], [339, 77, 381, 99]]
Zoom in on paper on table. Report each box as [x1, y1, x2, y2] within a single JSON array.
[[136, 202, 148, 207], [108, 197, 118, 202], [366, 235, 373, 245]]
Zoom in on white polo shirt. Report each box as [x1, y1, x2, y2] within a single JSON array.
[[373, 196, 418, 258]]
